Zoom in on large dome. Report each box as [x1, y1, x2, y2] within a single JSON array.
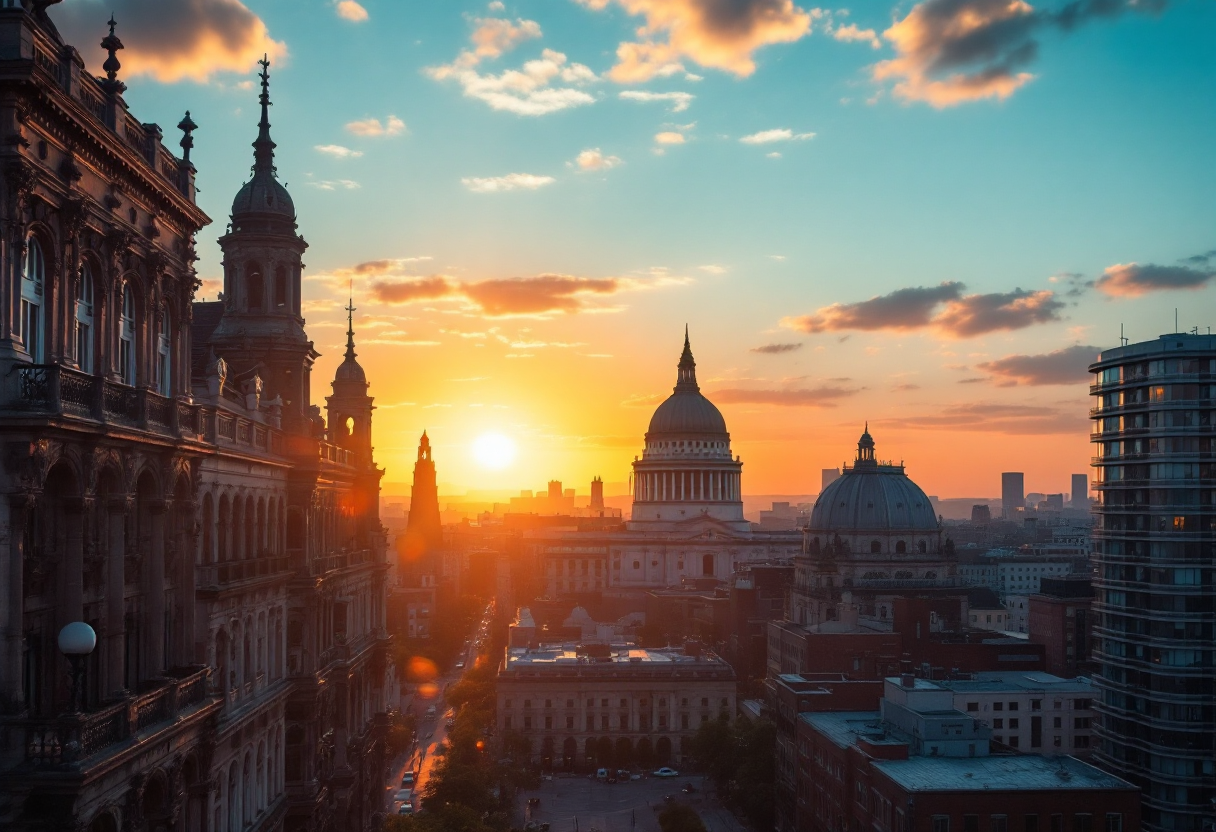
[[646, 329, 728, 437], [810, 430, 938, 532], [229, 58, 296, 230]]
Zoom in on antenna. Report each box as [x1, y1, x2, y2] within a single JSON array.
[[1119, 323, 1128, 347], [1175, 308, 1179, 333]]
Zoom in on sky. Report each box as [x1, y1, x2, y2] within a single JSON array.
[[51, 0, 1216, 499]]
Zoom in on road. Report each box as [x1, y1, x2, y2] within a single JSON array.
[[517, 774, 746, 832], [384, 608, 493, 816]]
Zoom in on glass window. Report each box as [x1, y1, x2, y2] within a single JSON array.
[[76, 264, 94, 373], [20, 235, 45, 361], [1104, 815, 1122, 832], [119, 285, 136, 385], [933, 817, 949, 832], [991, 817, 1008, 832], [156, 312, 171, 395]]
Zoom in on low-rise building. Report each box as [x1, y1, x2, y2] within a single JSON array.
[[1028, 576, 1094, 678], [496, 643, 735, 770], [795, 678, 1139, 832]]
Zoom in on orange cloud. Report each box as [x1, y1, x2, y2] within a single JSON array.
[[976, 344, 1099, 385], [469, 17, 542, 59], [1095, 262, 1214, 297], [782, 283, 1065, 338], [576, 0, 814, 81], [711, 385, 859, 406], [53, 0, 286, 84], [368, 276, 457, 305], [464, 275, 620, 316]]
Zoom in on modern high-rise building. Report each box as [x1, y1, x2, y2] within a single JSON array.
[[821, 467, 840, 491], [1090, 333, 1215, 832], [1001, 471, 1025, 519], [1071, 472, 1089, 508]]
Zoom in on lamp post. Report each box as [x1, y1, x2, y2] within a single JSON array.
[[58, 621, 96, 713]]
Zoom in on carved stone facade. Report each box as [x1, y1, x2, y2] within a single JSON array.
[[0, 6, 393, 832]]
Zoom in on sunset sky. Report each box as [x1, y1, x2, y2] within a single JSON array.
[[53, 0, 1215, 498]]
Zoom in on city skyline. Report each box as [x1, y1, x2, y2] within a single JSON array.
[[48, 0, 1216, 496]]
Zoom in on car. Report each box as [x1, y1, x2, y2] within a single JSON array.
[[455, 661, 465, 670], [681, 783, 698, 794], [395, 789, 412, 803], [652, 767, 680, 778], [617, 769, 630, 780], [397, 803, 413, 816], [595, 768, 609, 781], [401, 771, 415, 787]]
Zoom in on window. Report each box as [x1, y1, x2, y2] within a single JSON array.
[[20, 235, 45, 361], [1074, 717, 1090, 729], [964, 816, 980, 832], [1008, 702, 1019, 711], [1025, 816, 1038, 832], [544, 716, 552, 729], [681, 714, 689, 729], [991, 817, 1008, 832], [1074, 735, 1089, 748], [1074, 816, 1092, 832], [601, 699, 608, 707], [994, 719, 1003, 729], [156, 312, 171, 395], [933, 817, 950, 832], [1031, 699, 1041, 711], [1053, 717, 1062, 729], [1050, 816, 1063, 832], [119, 285, 136, 385], [566, 699, 574, 708], [504, 716, 512, 729], [76, 264, 94, 372], [1053, 735, 1062, 747], [1009, 718, 1019, 729], [993, 702, 1004, 712], [966, 702, 978, 712], [523, 716, 531, 730], [274, 265, 288, 308], [1008, 736, 1019, 748], [701, 698, 709, 707], [1105, 815, 1122, 832]]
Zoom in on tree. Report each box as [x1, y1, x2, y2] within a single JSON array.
[[658, 804, 708, 832], [687, 716, 776, 830]]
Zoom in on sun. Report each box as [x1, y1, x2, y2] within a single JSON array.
[[471, 432, 517, 470]]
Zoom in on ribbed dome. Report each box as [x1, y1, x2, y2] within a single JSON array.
[[231, 171, 295, 221], [810, 430, 938, 532], [334, 355, 366, 385], [646, 328, 729, 437]]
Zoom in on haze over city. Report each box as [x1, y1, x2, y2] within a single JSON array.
[[49, 0, 1216, 498]]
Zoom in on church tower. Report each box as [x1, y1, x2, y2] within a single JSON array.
[[210, 56, 315, 431], [325, 293, 374, 463], [399, 432, 442, 584]]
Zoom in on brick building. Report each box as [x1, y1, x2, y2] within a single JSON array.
[[1027, 576, 1093, 678]]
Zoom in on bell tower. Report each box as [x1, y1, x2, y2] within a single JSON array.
[[325, 293, 374, 461], [210, 56, 315, 431]]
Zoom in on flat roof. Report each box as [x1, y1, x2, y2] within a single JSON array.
[[801, 711, 889, 750], [935, 672, 1092, 695], [873, 754, 1135, 793], [501, 644, 732, 671]]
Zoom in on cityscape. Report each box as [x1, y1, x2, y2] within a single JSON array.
[[0, 2, 1212, 832]]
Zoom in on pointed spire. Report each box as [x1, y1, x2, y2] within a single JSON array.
[[344, 281, 357, 361], [253, 54, 277, 175], [676, 326, 698, 391], [100, 15, 125, 95], [858, 423, 876, 464], [177, 111, 197, 163]]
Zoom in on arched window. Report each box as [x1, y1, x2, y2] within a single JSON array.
[[870, 540, 882, 554], [247, 262, 264, 311], [156, 311, 171, 395], [918, 540, 928, 554], [20, 235, 45, 361], [895, 540, 907, 554], [76, 264, 94, 372], [119, 285, 136, 385], [274, 265, 287, 308]]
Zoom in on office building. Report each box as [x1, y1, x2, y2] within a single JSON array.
[[821, 467, 840, 491], [1090, 333, 1216, 832], [1071, 473, 1089, 508], [1002, 472, 1025, 519]]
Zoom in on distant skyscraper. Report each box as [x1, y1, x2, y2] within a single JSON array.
[[590, 476, 605, 510], [970, 504, 991, 524], [1001, 472, 1025, 519], [821, 468, 840, 491], [1090, 333, 1215, 832], [400, 431, 442, 581], [1071, 473, 1089, 507]]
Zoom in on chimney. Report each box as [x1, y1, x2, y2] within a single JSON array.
[[900, 673, 916, 689]]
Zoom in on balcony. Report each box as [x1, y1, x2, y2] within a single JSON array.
[[13, 665, 215, 769], [197, 554, 293, 591], [4, 364, 201, 439]]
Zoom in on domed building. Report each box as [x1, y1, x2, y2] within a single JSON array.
[[790, 429, 957, 626], [630, 329, 748, 530]]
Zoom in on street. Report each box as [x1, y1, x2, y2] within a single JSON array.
[[516, 774, 746, 832]]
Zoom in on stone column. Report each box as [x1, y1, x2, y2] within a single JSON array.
[[1, 495, 30, 709], [146, 500, 167, 675], [106, 497, 127, 696]]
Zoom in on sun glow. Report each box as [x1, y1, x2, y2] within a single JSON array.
[[471, 432, 517, 470]]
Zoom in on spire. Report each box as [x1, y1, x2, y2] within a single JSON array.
[[344, 281, 357, 361], [676, 326, 698, 391], [100, 15, 125, 95], [177, 110, 197, 163], [253, 54, 277, 175], [857, 424, 876, 464]]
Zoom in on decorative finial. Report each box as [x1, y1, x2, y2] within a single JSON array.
[[676, 327, 698, 391], [177, 111, 197, 163], [100, 14, 125, 94], [252, 54, 277, 175], [344, 281, 357, 360]]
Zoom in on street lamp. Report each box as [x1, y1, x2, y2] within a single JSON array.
[[58, 622, 96, 713]]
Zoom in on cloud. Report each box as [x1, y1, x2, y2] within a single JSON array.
[[783, 282, 1065, 338], [345, 116, 406, 137], [976, 344, 1099, 385], [1095, 262, 1215, 297], [427, 18, 598, 116], [710, 386, 859, 407], [575, 0, 814, 81], [368, 276, 456, 304], [751, 343, 803, 354], [469, 17, 542, 58], [464, 275, 619, 316], [305, 179, 361, 190], [462, 173, 556, 192], [832, 22, 881, 48], [619, 90, 695, 112], [654, 131, 686, 145], [699, 265, 727, 274], [572, 149, 622, 171], [785, 283, 964, 333], [52, 0, 286, 83], [335, 0, 369, 22], [622, 392, 668, 408], [892, 382, 921, 391], [488, 1, 506, 9], [934, 288, 1065, 337], [315, 144, 363, 158], [873, 0, 1168, 107], [890, 402, 1083, 435], [739, 128, 815, 144]]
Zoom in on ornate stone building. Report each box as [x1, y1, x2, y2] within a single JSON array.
[[0, 6, 392, 832]]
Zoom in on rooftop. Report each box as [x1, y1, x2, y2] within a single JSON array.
[[873, 754, 1136, 793], [501, 644, 733, 674], [935, 671, 1092, 695]]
